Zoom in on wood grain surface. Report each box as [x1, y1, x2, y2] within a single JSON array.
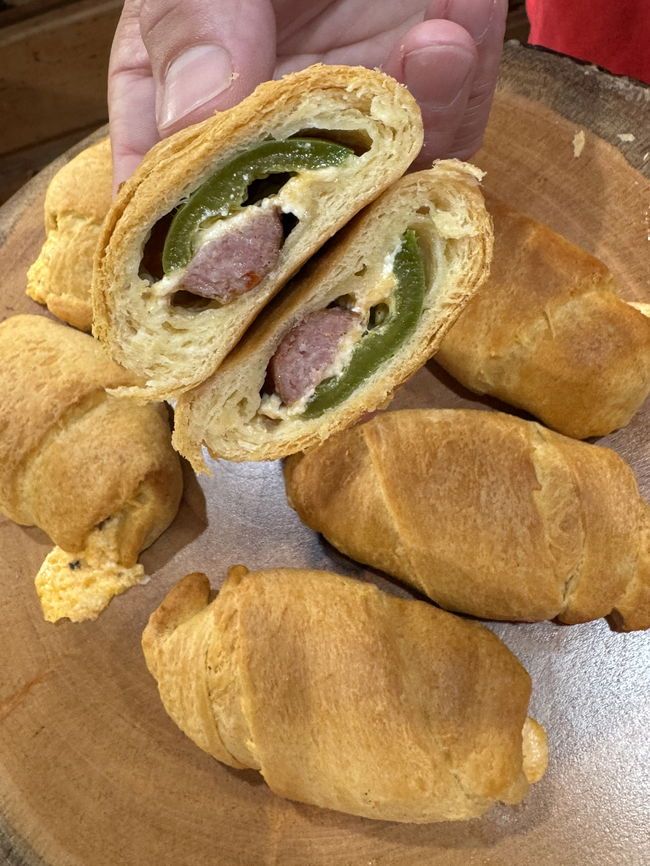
[[0, 0, 121, 158], [0, 43, 649, 866]]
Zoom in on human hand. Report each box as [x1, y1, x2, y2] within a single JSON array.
[[109, 0, 507, 190]]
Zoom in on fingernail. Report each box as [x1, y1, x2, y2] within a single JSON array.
[[447, 0, 497, 43], [404, 43, 474, 108], [158, 44, 234, 131]]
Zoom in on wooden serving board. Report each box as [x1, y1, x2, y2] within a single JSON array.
[[0, 43, 649, 866]]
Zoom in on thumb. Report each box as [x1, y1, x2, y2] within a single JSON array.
[[139, 0, 276, 138], [383, 19, 478, 165]]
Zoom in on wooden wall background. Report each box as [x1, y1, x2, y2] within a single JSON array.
[[0, 0, 530, 205]]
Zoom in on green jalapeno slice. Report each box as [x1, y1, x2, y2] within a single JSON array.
[[162, 138, 354, 274], [302, 229, 426, 419]]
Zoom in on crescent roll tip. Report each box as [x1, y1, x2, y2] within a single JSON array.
[[143, 572, 211, 650], [27, 137, 112, 332]]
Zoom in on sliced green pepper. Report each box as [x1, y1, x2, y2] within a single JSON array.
[[162, 138, 354, 274], [302, 229, 426, 419]]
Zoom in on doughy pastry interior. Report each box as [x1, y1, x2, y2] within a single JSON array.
[[94, 67, 425, 399], [35, 484, 154, 623]]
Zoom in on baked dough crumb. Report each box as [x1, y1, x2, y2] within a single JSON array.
[[572, 130, 586, 158], [35, 521, 148, 622]]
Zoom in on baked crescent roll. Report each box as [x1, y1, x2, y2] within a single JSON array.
[[285, 409, 650, 631], [436, 198, 650, 438], [0, 315, 183, 622], [173, 161, 492, 468], [143, 567, 547, 823], [93, 65, 423, 400], [26, 138, 112, 332]]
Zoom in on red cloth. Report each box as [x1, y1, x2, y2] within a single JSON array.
[[526, 0, 650, 84]]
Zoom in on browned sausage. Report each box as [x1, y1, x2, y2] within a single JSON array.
[[268, 308, 360, 405], [181, 207, 283, 302]]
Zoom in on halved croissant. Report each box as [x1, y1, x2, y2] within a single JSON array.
[[26, 138, 112, 332], [173, 161, 492, 468], [285, 408, 649, 630], [93, 65, 423, 400], [0, 315, 183, 622], [436, 198, 650, 438], [143, 566, 547, 823]]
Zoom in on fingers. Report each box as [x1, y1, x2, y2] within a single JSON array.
[[139, 0, 277, 137], [108, 0, 159, 191], [383, 19, 478, 165], [108, 0, 277, 189], [428, 0, 508, 158]]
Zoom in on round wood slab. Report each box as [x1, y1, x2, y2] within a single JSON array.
[[0, 43, 649, 866]]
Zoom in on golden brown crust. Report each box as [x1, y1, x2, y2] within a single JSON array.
[[284, 408, 648, 629], [93, 64, 424, 399], [0, 314, 134, 526], [26, 139, 112, 332], [145, 572, 212, 638], [0, 315, 183, 615], [143, 572, 239, 766], [549, 435, 644, 624], [609, 504, 650, 631], [142, 567, 546, 822], [22, 399, 181, 556], [437, 198, 650, 438], [173, 161, 492, 468]]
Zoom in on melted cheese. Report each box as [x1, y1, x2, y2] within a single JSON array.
[[35, 518, 148, 623], [361, 269, 397, 311], [194, 197, 278, 248]]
